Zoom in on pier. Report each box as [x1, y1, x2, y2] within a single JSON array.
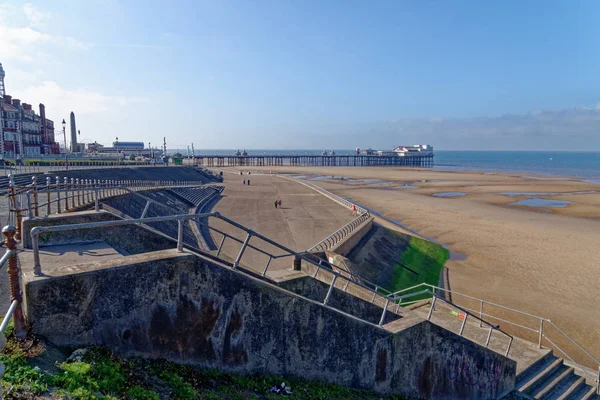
[[195, 154, 434, 168]]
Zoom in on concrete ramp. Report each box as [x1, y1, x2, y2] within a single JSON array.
[[345, 223, 448, 293]]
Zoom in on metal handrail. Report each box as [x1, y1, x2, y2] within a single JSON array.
[[278, 175, 369, 214], [28, 212, 399, 328], [0, 300, 18, 334], [307, 212, 371, 252], [398, 289, 513, 357], [391, 282, 600, 385]]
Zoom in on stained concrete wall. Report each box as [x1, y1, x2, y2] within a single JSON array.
[[22, 211, 176, 255], [24, 249, 515, 399], [278, 276, 400, 325]]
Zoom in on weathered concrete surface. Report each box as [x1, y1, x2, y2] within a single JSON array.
[[329, 217, 374, 257], [21, 210, 176, 256], [209, 173, 356, 275], [24, 249, 516, 399], [278, 275, 401, 326]]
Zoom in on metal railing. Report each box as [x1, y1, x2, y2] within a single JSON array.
[[6, 175, 206, 239], [28, 212, 400, 328], [0, 226, 26, 338], [394, 288, 514, 357], [391, 283, 599, 392], [307, 212, 371, 252], [278, 175, 369, 214]]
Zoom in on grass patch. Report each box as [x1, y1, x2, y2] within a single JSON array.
[[390, 236, 449, 303], [0, 328, 409, 400]]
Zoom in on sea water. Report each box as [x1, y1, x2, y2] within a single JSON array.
[[182, 149, 600, 180]]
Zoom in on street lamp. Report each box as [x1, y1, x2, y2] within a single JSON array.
[[61, 119, 66, 153], [62, 119, 68, 170]]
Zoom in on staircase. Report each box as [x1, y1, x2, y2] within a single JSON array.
[[406, 299, 599, 400], [515, 352, 599, 399]]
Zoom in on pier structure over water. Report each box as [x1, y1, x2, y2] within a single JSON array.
[[196, 154, 434, 168]]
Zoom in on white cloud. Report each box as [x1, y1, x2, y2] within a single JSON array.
[[23, 3, 51, 28], [13, 81, 149, 118], [0, 3, 86, 63]]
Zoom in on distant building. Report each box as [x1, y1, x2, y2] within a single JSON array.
[[0, 63, 61, 157], [393, 145, 433, 157], [0, 95, 61, 157], [0, 95, 21, 157]]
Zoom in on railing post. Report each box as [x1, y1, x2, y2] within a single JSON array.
[[141, 200, 151, 219], [459, 314, 468, 335], [232, 233, 252, 269], [64, 177, 69, 210], [427, 296, 437, 321], [94, 188, 99, 211], [538, 319, 544, 348], [262, 256, 272, 276], [378, 298, 390, 326], [46, 177, 51, 215], [3, 226, 26, 339], [485, 326, 493, 347], [505, 337, 513, 357], [216, 236, 226, 257], [8, 175, 21, 241], [56, 176, 61, 214], [177, 219, 184, 252], [479, 300, 483, 328], [323, 275, 337, 305], [76, 178, 81, 206], [26, 191, 33, 219], [32, 176, 39, 217], [596, 367, 599, 395], [71, 178, 76, 207]]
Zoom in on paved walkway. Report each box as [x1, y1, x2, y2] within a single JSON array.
[[209, 173, 354, 274]]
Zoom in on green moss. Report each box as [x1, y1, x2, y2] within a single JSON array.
[[389, 235, 449, 302]]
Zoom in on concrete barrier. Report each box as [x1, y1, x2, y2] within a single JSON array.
[[23, 248, 516, 399], [329, 217, 374, 256], [21, 211, 175, 255]]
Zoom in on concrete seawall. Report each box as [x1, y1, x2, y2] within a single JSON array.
[[23, 244, 516, 399]]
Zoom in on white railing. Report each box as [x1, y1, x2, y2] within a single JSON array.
[[6, 175, 206, 238], [392, 283, 599, 392], [307, 212, 371, 252], [278, 175, 369, 214]]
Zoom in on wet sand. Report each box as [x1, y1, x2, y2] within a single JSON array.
[[217, 166, 600, 364]]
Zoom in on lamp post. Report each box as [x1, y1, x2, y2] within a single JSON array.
[[115, 136, 119, 165], [62, 119, 68, 170]]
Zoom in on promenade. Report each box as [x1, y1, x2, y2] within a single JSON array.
[[209, 172, 354, 276]]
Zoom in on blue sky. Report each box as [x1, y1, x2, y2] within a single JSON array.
[[1, 0, 599, 150]]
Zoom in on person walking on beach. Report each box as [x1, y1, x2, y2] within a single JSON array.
[[274, 200, 278, 208], [278, 199, 282, 208], [243, 179, 246, 185], [247, 179, 250, 185]]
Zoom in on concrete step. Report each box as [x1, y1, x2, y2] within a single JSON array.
[[532, 366, 573, 399], [570, 385, 599, 400], [554, 376, 586, 400], [518, 357, 563, 395]]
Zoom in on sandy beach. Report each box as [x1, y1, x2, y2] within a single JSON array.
[[216, 166, 600, 365]]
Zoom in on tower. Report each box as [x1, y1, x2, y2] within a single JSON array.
[[0, 63, 5, 98], [69, 111, 77, 152]]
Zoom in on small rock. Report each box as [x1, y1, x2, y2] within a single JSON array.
[[67, 348, 88, 362]]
